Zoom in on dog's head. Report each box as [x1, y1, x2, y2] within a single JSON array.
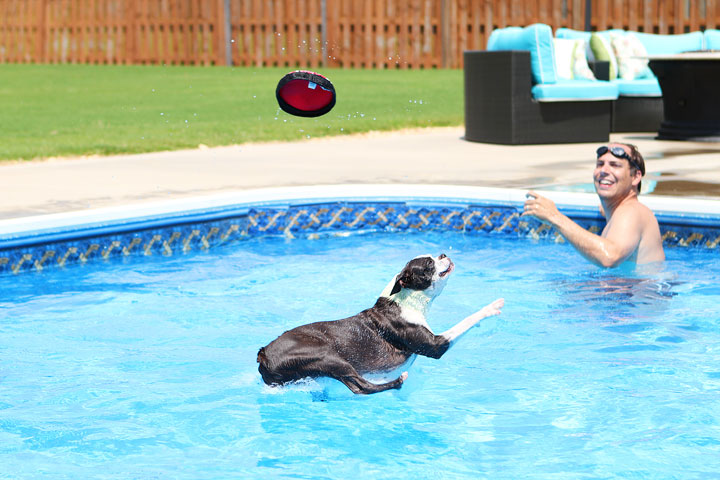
[[390, 254, 454, 297]]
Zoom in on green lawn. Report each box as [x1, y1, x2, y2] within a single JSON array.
[[0, 64, 463, 161]]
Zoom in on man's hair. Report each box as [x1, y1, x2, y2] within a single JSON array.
[[620, 142, 645, 193]]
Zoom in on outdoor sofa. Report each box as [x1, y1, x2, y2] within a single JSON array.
[[556, 28, 713, 132], [464, 24, 618, 145]]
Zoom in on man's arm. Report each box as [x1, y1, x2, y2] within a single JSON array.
[[523, 191, 642, 267]]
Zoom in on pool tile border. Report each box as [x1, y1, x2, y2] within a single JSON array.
[[1, 185, 719, 275]]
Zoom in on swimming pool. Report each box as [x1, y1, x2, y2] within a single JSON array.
[[1, 185, 720, 478]]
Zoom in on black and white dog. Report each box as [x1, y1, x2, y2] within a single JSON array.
[[257, 254, 504, 395]]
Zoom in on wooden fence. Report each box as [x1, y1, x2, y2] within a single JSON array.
[[1, 0, 719, 68]]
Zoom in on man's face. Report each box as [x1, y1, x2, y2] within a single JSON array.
[[593, 144, 640, 199]]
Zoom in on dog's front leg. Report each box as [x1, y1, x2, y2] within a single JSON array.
[[440, 298, 504, 347]]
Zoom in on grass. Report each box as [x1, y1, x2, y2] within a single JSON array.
[[0, 64, 463, 161]]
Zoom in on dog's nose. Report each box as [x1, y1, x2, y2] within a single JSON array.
[[438, 253, 447, 259]]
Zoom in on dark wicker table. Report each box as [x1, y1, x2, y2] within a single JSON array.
[[649, 53, 720, 141]]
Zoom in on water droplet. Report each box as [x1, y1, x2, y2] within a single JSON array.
[[160, 112, 164, 115]]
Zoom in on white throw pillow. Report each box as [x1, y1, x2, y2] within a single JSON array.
[[610, 32, 652, 80], [553, 38, 575, 80], [571, 39, 596, 80], [553, 38, 596, 80]]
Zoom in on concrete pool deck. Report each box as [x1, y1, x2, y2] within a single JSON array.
[[2, 126, 720, 220]]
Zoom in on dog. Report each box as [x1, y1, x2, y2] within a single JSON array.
[[257, 254, 504, 395]]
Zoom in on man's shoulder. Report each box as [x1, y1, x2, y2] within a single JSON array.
[[613, 197, 660, 229], [606, 197, 657, 230], [615, 197, 655, 216]]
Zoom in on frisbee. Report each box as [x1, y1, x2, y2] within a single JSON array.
[[275, 70, 336, 117]]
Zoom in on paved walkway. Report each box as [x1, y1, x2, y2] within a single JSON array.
[[2, 127, 720, 220]]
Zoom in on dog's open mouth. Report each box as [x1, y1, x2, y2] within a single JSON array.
[[439, 260, 455, 277]]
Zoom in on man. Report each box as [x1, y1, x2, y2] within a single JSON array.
[[522, 143, 665, 267]]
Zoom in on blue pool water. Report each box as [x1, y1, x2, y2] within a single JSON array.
[[1, 231, 719, 479]]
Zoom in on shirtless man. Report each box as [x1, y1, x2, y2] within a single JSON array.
[[522, 143, 665, 267]]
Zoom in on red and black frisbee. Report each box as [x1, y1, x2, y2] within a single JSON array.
[[275, 70, 336, 118]]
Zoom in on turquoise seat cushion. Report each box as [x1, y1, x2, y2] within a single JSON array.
[[554, 28, 591, 41], [634, 31, 704, 55], [557, 29, 703, 55], [531, 79, 618, 102], [705, 29, 720, 50], [555, 28, 624, 42], [555, 27, 625, 42], [612, 77, 661, 97], [487, 24, 557, 84]]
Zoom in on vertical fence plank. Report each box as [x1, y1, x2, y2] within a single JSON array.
[[0, 1, 6, 62], [385, 0, 395, 67], [324, 0, 336, 66], [373, 0, 382, 68], [628, 0, 637, 31], [709, 0, 718, 29], [688, 0, 698, 31]]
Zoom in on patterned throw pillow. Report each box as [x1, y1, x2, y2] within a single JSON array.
[[610, 32, 653, 80], [590, 33, 618, 80], [553, 38, 596, 80], [571, 39, 596, 80]]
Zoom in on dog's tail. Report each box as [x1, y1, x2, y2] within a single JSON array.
[[257, 347, 278, 386]]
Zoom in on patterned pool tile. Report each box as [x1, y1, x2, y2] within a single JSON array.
[[0, 201, 716, 275]]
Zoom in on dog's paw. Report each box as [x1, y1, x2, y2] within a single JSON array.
[[481, 298, 504, 317], [400, 371, 409, 382]]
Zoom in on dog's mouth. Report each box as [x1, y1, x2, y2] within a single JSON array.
[[439, 260, 454, 277]]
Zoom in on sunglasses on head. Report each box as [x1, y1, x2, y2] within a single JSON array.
[[596, 145, 642, 173]]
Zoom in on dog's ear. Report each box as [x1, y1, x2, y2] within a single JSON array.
[[390, 278, 403, 295], [398, 257, 434, 291]]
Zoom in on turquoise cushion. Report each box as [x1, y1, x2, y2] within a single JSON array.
[[531, 79, 618, 102], [487, 24, 557, 84], [555, 28, 592, 41], [634, 31, 704, 55], [556, 29, 703, 55], [705, 29, 720, 50], [612, 77, 661, 97], [555, 28, 624, 42]]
